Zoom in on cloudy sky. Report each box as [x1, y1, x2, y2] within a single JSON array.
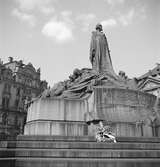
[[0, 0, 160, 86]]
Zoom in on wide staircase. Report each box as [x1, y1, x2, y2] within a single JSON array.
[[0, 135, 160, 167]]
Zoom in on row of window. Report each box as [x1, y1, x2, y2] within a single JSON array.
[[1, 96, 30, 110], [2, 97, 10, 109], [3, 83, 33, 96]]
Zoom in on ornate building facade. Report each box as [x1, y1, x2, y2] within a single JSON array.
[[137, 63, 160, 96], [0, 57, 48, 136]]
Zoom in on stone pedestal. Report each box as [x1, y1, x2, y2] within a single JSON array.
[[24, 98, 89, 136], [24, 87, 158, 137], [87, 87, 157, 137]]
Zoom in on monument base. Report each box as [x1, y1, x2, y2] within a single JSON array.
[[24, 87, 159, 137], [87, 87, 159, 137], [24, 97, 89, 136], [88, 121, 155, 137], [24, 120, 88, 136]]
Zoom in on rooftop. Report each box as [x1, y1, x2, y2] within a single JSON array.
[[137, 64, 160, 80]]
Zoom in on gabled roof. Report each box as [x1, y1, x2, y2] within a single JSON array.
[[138, 76, 160, 90], [137, 64, 160, 80]]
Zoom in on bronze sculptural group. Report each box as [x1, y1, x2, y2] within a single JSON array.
[[39, 24, 136, 100], [24, 23, 160, 141]]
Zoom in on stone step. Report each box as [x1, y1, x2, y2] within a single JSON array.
[[0, 159, 15, 167], [13, 141, 160, 150], [17, 135, 95, 141], [1, 157, 160, 167], [0, 148, 15, 158], [0, 148, 159, 158], [12, 157, 160, 167], [1, 140, 160, 150], [17, 135, 160, 143], [1, 136, 160, 167], [0, 141, 16, 148]]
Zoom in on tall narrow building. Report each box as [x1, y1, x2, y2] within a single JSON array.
[[0, 57, 48, 137]]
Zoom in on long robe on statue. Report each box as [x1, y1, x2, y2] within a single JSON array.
[[90, 31, 115, 75]]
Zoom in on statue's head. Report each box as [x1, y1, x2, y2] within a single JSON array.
[[95, 23, 103, 32]]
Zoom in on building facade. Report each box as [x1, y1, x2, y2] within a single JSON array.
[[0, 57, 47, 136], [137, 64, 160, 96]]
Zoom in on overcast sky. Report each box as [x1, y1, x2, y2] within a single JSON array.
[[0, 0, 160, 86]]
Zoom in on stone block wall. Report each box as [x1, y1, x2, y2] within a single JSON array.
[[24, 97, 89, 136], [92, 87, 158, 137]]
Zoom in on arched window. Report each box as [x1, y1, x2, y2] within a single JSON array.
[[2, 97, 10, 109], [16, 88, 21, 96], [14, 99, 19, 108], [4, 83, 11, 93]]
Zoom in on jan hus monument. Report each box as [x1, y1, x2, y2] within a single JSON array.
[[1, 24, 160, 167], [24, 24, 160, 138]]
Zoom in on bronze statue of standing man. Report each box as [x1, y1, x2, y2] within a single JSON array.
[[90, 24, 115, 75]]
